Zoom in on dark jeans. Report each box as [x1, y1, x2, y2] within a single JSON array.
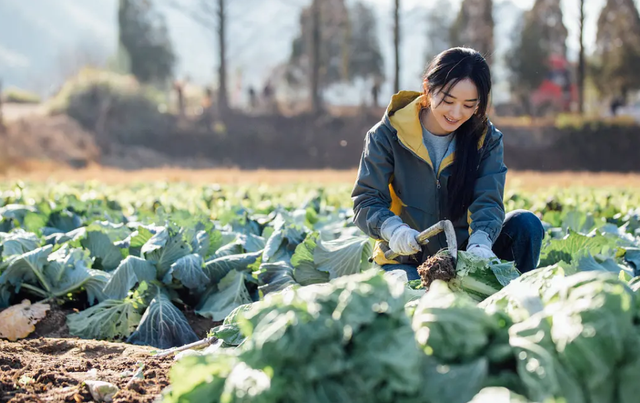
[[381, 209, 545, 281]]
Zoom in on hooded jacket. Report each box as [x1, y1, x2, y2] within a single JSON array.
[[351, 91, 507, 265]]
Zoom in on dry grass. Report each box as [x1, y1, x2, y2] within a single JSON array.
[[0, 165, 359, 186], [2, 166, 640, 191]]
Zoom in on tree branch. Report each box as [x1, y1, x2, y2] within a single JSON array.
[[161, 0, 217, 33]]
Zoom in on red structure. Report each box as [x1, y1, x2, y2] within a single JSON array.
[[530, 54, 578, 115]]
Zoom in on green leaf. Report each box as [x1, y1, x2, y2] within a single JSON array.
[[203, 251, 262, 284], [422, 358, 489, 403], [480, 264, 567, 323], [128, 226, 156, 250], [446, 251, 509, 302], [67, 298, 143, 341], [0, 246, 53, 295], [539, 230, 619, 267], [237, 233, 266, 253], [573, 249, 633, 275], [490, 261, 522, 287], [162, 354, 235, 403], [22, 212, 48, 234], [85, 221, 131, 242], [196, 270, 253, 321], [127, 287, 198, 349], [562, 210, 596, 233], [47, 209, 82, 233], [167, 254, 209, 291], [412, 280, 507, 363], [262, 225, 306, 264], [142, 227, 190, 279], [0, 283, 12, 308], [300, 234, 372, 280], [256, 261, 297, 295], [45, 245, 110, 304], [43, 227, 85, 247], [262, 230, 284, 262], [0, 204, 38, 225], [291, 232, 330, 285], [210, 303, 253, 346], [0, 230, 40, 259], [81, 231, 123, 271], [509, 313, 585, 403], [623, 248, 640, 276], [103, 256, 157, 300], [210, 242, 244, 260]]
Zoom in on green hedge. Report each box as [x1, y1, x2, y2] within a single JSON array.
[[48, 69, 174, 147], [2, 87, 41, 104]]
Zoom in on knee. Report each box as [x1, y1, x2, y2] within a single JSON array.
[[507, 210, 545, 239]]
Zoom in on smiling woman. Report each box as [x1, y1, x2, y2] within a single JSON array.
[[422, 79, 480, 135], [351, 47, 545, 280]]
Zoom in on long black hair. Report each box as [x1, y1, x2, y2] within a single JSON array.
[[421, 47, 491, 222]]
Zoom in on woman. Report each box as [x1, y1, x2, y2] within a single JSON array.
[[352, 47, 544, 280]]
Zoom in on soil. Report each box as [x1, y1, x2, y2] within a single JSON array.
[[0, 338, 173, 403], [417, 251, 456, 289], [1, 115, 100, 170], [0, 305, 222, 403]]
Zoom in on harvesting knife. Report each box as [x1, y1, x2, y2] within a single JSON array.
[[380, 219, 457, 263]]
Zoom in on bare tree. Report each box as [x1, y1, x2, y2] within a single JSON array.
[[288, 0, 349, 114], [450, 0, 494, 63], [594, 0, 640, 98], [165, 0, 230, 114], [578, 0, 585, 114], [217, 0, 227, 114], [393, 0, 400, 93], [311, 0, 321, 114]]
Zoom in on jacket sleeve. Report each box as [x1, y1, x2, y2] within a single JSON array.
[[467, 125, 507, 244], [351, 126, 397, 240]]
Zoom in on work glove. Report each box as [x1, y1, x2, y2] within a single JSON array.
[[381, 216, 421, 256], [466, 243, 498, 260]]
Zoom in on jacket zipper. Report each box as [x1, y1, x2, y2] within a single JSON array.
[[395, 137, 445, 249]]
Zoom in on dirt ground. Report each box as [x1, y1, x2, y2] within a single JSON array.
[[0, 338, 173, 403], [0, 305, 218, 403]]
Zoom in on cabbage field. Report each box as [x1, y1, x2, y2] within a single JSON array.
[[1, 180, 640, 403]]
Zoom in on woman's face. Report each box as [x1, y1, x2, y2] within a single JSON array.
[[427, 78, 479, 134]]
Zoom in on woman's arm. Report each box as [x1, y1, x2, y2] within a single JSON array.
[[351, 125, 397, 240], [466, 124, 508, 248]]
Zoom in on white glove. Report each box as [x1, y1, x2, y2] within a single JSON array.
[[389, 225, 421, 256], [381, 216, 421, 256], [466, 243, 497, 260]]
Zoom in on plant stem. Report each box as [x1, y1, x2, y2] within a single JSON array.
[[19, 283, 48, 298], [125, 364, 145, 389], [153, 337, 218, 358]]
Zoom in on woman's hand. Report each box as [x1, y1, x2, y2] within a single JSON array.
[[381, 217, 421, 256], [389, 225, 421, 255], [466, 243, 497, 260]]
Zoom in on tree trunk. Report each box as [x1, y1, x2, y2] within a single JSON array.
[[393, 0, 400, 93], [578, 0, 585, 114], [310, 0, 321, 114], [217, 0, 228, 114]]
